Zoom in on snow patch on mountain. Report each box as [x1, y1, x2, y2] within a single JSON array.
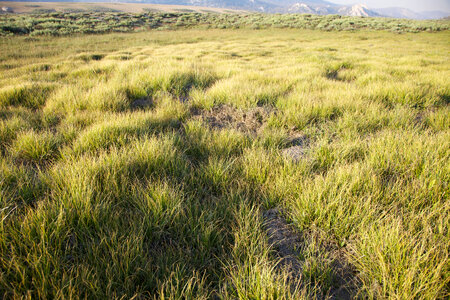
[[288, 3, 314, 14], [338, 4, 379, 17], [81, 1, 449, 19]]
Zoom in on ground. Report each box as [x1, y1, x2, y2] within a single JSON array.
[[0, 28, 449, 299]]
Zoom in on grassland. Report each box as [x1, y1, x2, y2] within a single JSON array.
[[0, 17, 449, 299], [1, 11, 449, 37]]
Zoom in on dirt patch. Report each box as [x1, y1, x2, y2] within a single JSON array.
[[263, 208, 303, 273], [191, 104, 273, 135], [131, 97, 153, 110], [282, 146, 307, 162], [282, 146, 306, 162], [282, 134, 309, 162], [191, 106, 311, 162], [263, 208, 358, 299]]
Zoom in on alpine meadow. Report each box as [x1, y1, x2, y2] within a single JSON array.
[[0, 9, 449, 300]]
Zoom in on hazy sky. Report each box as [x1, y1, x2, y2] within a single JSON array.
[[330, 0, 450, 12]]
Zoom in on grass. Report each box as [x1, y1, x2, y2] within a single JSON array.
[[11, 130, 60, 163], [0, 12, 449, 37], [0, 83, 55, 109], [0, 25, 449, 299]]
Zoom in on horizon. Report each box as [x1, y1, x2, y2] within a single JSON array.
[[329, 0, 450, 13], [0, 0, 450, 13]]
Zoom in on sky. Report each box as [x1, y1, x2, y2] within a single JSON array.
[[330, 0, 450, 12]]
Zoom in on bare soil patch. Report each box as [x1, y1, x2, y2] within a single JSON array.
[[263, 208, 358, 299], [131, 97, 153, 110], [263, 208, 303, 273], [282, 134, 309, 162], [191, 104, 273, 135]]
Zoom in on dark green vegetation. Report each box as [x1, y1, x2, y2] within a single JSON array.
[[0, 25, 449, 299], [1, 11, 449, 36]]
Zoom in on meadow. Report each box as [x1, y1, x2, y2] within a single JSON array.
[[1, 11, 449, 36], [0, 16, 449, 299]]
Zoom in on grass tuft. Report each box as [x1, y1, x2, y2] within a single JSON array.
[[10, 130, 61, 164], [166, 69, 218, 99], [0, 84, 54, 109]]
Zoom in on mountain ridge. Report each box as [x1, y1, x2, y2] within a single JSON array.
[[2, 0, 449, 19], [373, 7, 450, 20]]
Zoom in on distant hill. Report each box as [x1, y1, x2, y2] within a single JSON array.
[[418, 10, 450, 20], [1, 0, 449, 19], [373, 7, 449, 20], [133, 1, 381, 16], [0, 1, 247, 13]]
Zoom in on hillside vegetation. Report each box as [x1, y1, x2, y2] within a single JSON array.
[[0, 1, 244, 14], [0, 23, 449, 299], [1, 11, 449, 36]]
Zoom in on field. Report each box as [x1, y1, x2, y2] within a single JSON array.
[[1, 11, 449, 36], [0, 13, 449, 299]]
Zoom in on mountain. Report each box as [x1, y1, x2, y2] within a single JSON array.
[[337, 4, 380, 17], [373, 7, 449, 19], [188, 1, 449, 18], [418, 10, 450, 19], [264, 0, 333, 7], [287, 3, 332, 14], [156, 1, 380, 16], [5, 0, 449, 19], [131, 0, 278, 12], [372, 7, 421, 19], [271, 2, 380, 16], [98, 0, 372, 15]]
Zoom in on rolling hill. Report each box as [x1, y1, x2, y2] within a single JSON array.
[[1, 0, 448, 18]]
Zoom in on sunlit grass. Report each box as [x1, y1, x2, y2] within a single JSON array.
[[0, 28, 448, 299]]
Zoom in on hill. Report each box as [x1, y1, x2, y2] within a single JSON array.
[[373, 7, 450, 20], [0, 1, 246, 13], [0, 0, 387, 16], [2, 1, 449, 18]]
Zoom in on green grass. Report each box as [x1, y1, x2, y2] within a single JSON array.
[[10, 130, 61, 164], [0, 27, 449, 299], [0, 12, 449, 37], [0, 83, 55, 109]]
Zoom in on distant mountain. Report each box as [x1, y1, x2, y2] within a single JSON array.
[[271, 2, 381, 17], [175, 1, 380, 16], [287, 3, 332, 14], [157, 1, 450, 18], [418, 10, 450, 20], [4, 0, 449, 19], [373, 7, 449, 19], [44, 0, 378, 16], [130, 1, 278, 12], [176, 1, 335, 13], [337, 4, 380, 17], [264, 0, 333, 7], [372, 7, 421, 19]]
